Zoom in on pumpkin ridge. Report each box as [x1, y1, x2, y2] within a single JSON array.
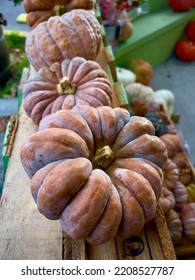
[[25, 31, 48, 70], [63, 14, 88, 59], [67, 57, 86, 82], [80, 93, 104, 107], [76, 88, 110, 106], [31, 97, 59, 124], [72, 60, 101, 84], [34, 21, 61, 67], [110, 168, 156, 223], [47, 16, 83, 60], [51, 95, 66, 113], [64, 11, 98, 60]]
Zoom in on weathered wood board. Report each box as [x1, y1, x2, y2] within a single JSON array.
[[0, 104, 62, 260]]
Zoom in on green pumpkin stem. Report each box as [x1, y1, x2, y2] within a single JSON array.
[[57, 77, 77, 95], [54, 5, 66, 16], [92, 146, 115, 169]]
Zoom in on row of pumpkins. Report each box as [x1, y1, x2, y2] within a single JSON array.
[[20, 0, 195, 248]]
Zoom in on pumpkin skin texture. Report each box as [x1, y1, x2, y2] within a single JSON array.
[[22, 57, 112, 125], [162, 159, 180, 190], [23, 0, 95, 28], [25, 9, 102, 71], [180, 203, 195, 241], [166, 209, 182, 245], [20, 105, 168, 244]]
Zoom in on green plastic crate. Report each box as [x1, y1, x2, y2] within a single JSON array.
[[114, 6, 195, 67]]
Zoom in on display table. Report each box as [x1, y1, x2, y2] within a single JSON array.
[[0, 45, 176, 260]]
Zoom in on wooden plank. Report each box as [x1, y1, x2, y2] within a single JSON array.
[[88, 239, 118, 260], [116, 232, 151, 260], [0, 106, 62, 260]]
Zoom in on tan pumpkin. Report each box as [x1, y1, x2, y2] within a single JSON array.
[[22, 57, 112, 125], [166, 209, 182, 245], [172, 152, 193, 185], [162, 159, 180, 190], [23, 0, 95, 28], [173, 181, 188, 209], [20, 105, 167, 245], [25, 9, 102, 71], [160, 133, 182, 158], [180, 203, 195, 241], [159, 187, 175, 215]]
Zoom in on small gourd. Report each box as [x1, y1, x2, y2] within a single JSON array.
[[180, 203, 195, 241], [166, 209, 182, 245], [173, 181, 188, 209], [153, 89, 175, 116], [160, 133, 182, 158], [159, 187, 175, 215], [162, 159, 180, 190], [116, 67, 136, 87], [144, 112, 168, 137]]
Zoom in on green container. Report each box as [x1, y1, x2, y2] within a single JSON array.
[[114, 3, 195, 67]]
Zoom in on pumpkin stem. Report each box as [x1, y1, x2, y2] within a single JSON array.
[[92, 146, 115, 169], [57, 77, 77, 95], [54, 5, 66, 16]]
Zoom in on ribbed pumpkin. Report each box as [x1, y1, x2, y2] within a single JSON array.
[[160, 133, 182, 159], [20, 105, 167, 245], [180, 203, 195, 241], [173, 181, 188, 209], [23, 0, 95, 28], [22, 57, 112, 125], [25, 9, 102, 71], [166, 209, 182, 245], [162, 159, 180, 190], [159, 187, 175, 215]]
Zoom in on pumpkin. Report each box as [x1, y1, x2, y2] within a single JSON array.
[[173, 181, 188, 209], [25, 9, 102, 71], [180, 203, 195, 241], [20, 105, 167, 245], [152, 89, 175, 116], [172, 152, 193, 185], [185, 21, 195, 42], [162, 159, 180, 190], [159, 187, 175, 215], [125, 82, 154, 110], [160, 133, 182, 158], [128, 59, 154, 86], [144, 112, 168, 137], [22, 57, 112, 125], [166, 209, 182, 245], [23, 0, 96, 28], [116, 67, 136, 87], [174, 39, 195, 62]]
